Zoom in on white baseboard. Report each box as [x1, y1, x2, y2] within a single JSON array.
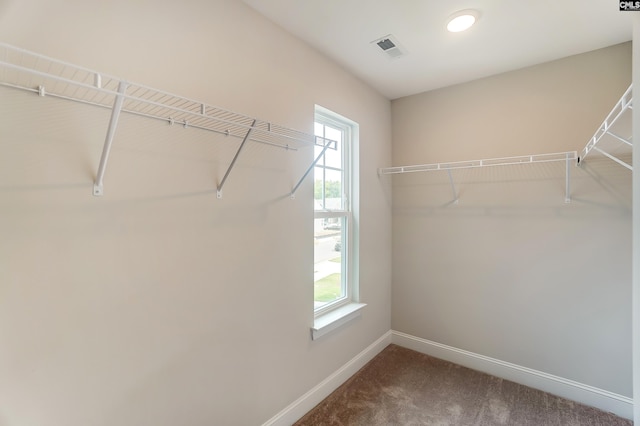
[[391, 330, 634, 420], [262, 330, 393, 426]]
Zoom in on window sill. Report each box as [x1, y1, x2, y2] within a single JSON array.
[[311, 303, 366, 340]]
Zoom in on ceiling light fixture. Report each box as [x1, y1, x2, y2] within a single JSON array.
[[446, 9, 479, 33]]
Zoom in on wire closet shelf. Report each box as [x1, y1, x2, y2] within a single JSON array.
[[578, 84, 633, 171], [378, 84, 635, 204], [0, 43, 334, 197], [378, 151, 578, 204]]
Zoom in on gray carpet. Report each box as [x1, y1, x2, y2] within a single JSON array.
[[295, 344, 632, 426]]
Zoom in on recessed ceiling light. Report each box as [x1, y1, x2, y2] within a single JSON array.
[[447, 10, 479, 33]]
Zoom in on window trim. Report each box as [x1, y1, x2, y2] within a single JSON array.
[[311, 303, 366, 340], [314, 110, 352, 316], [312, 106, 364, 338]]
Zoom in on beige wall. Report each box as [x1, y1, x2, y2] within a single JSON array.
[[391, 42, 632, 396], [1, 0, 632, 421], [0, 1, 392, 425], [633, 16, 640, 424]]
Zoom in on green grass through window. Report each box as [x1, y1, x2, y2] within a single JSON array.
[[314, 273, 342, 302]]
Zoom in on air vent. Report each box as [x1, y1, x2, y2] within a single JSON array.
[[377, 38, 396, 51], [371, 34, 407, 59]]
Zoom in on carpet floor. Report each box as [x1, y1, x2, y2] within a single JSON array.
[[294, 344, 632, 426]]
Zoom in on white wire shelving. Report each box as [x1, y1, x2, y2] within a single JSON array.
[[0, 43, 334, 197], [378, 151, 578, 203], [578, 84, 632, 171], [379, 87, 634, 204]]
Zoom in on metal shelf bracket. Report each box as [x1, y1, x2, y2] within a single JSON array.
[[446, 169, 458, 204], [290, 137, 337, 199], [93, 80, 129, 196], [216, 119, 257, 199]]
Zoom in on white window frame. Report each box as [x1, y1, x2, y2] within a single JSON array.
[[312, 106, 364, 339]]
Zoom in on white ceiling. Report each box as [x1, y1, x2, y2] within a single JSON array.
[[243, 0, 633, 100]]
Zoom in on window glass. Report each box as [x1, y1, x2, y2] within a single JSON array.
[[313, 113, 351, 312], [313, 216, 344, 309]]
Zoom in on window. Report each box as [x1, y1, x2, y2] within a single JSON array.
[[313, 107, 356, 317]]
